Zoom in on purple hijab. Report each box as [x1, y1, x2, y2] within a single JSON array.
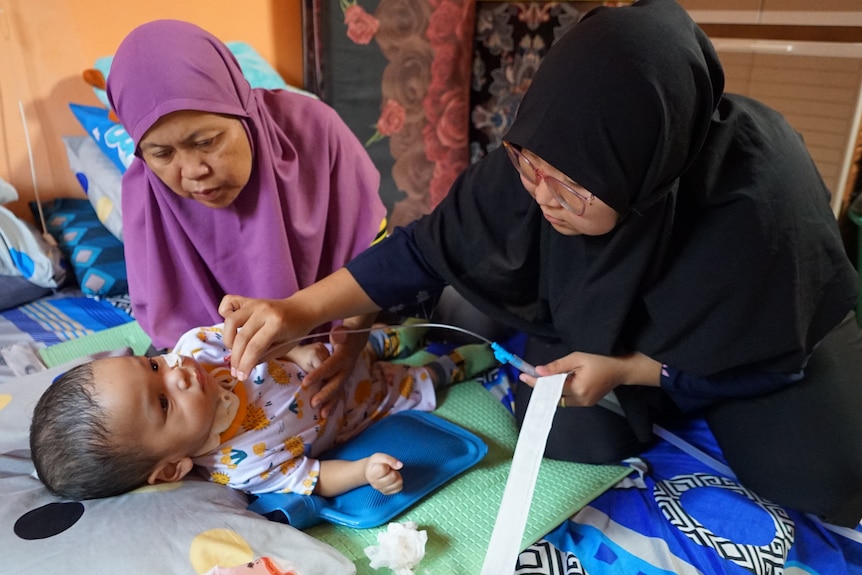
[[107, 20, 384, 349]]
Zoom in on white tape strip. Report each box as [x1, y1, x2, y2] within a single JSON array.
[[480, 373, 567, 574]]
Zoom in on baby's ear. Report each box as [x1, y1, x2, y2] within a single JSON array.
[[148, 457, 194, 485]]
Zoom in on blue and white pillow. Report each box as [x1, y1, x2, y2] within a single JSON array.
[[35, 199, 127, 297], [63, 136, 123, 242], [68, 103, 134, 175], [0, 204, 66, 289]]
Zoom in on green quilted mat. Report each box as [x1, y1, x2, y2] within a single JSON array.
[[38, 320, 152, 367], [307, 381, 631, 574]]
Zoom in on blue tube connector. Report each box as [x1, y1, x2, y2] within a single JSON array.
[[491, 342, 539, 377]]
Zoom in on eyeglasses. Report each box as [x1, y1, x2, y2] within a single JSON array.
[[503, 141, 594, 215]]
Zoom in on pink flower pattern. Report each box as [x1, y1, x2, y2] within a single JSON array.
[[342, 0, 474, 229], [342, 1, 380, 45], [365, 99, 406, 146]]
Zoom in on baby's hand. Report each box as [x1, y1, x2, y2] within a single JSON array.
[[284, 343, 330, 373], [365, 452, 404, 495]]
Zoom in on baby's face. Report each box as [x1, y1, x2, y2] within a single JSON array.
[[92, 355, 222, 462]]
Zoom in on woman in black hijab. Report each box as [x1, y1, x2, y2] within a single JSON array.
[[220, 0, 862, 526]]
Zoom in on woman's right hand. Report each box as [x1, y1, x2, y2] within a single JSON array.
[[220, 268, 383, 381], [219, 294, 315, 381]]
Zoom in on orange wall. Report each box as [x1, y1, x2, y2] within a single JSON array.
[[0, 0, 303, 223]]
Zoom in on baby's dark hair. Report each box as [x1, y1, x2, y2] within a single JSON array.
[[29, 361, 161, 500]]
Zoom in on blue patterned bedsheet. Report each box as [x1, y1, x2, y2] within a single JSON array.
[[0, 290, 133, 381], [516, 416, 862, 575], [470, 335, 862, 574]]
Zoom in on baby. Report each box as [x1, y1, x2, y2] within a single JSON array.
[[30, 323, 496, 500]]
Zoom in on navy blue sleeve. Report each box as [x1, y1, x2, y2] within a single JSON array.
[[660, 364, 804, 412], [346, 222, 447, 318]]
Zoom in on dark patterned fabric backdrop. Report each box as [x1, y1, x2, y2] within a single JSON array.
[[469, 2, 630, 162], [303, 0, 476, 231], [301, 0, 632, 228]]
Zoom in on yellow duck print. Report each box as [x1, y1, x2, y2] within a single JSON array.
[[219, 446, 246, 469]]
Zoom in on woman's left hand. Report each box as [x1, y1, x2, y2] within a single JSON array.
[[520, 350, 661, 407], [303, 321, 371, 418]]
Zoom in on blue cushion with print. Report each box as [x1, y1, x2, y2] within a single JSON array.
[[69, 103, 135, 175], [31, 199, 127, 297]]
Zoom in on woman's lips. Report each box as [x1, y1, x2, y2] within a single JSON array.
[[542, 211, 565, 226], [191, 188, 219, 200]]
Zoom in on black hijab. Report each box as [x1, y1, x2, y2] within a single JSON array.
[[414, 0, 857, 376]]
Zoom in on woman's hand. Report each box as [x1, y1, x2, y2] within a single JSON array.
[[219, 294, 316, 381], [303, 323, 372, 418], [220, 268, 383, 382], [520, 350, 661, 406]]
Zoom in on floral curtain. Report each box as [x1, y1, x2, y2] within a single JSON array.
[[300, 1, 632, 230], [303, 0, 476, 231]]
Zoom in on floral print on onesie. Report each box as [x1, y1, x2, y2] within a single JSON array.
[[174, 325, 437, 495]]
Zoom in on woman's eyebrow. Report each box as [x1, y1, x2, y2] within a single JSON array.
[[140, 129, 217, 150], [139, 140, 170, 152]]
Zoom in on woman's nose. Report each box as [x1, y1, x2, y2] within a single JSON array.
[[179, 153, 210, 180], [532, 173, 560, 206]]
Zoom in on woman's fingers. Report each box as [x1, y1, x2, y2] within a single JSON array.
[[219, 295, 297, 380]]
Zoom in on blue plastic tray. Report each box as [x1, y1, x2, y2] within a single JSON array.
[[247, 410, 487, 529]]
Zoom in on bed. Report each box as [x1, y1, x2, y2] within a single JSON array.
[[2, 9, 862, 573]]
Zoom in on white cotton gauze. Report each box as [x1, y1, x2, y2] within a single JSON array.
[[163, 353, 183, 368], [364, 521, 428, 575]]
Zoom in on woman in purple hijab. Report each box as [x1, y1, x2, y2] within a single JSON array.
[[107, 20, 386, 407]]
